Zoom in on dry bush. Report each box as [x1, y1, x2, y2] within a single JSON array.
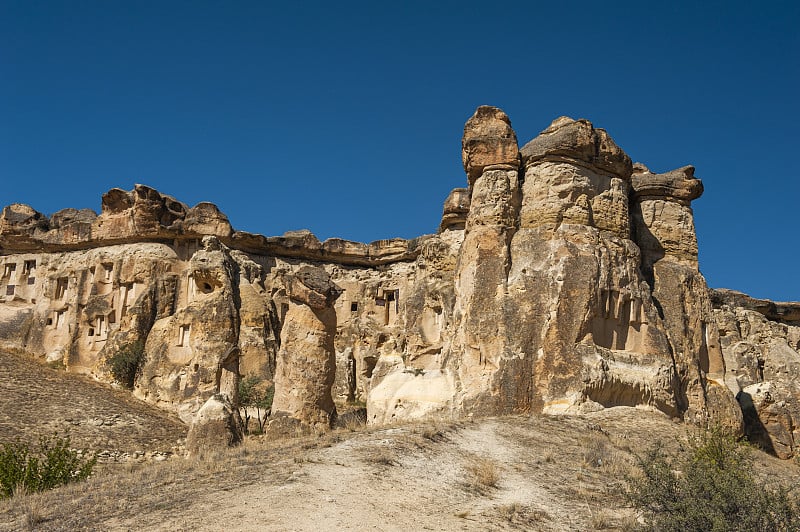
[[497, 502, 549, 526], [627, 426, 800, 531], [589, 509, 616, 530], [364, 449, 396, 466], [580, 433, 632, 478], [497, 502, 522, 522], [464, 456, 500, 493], [13, 488, 46, 531]]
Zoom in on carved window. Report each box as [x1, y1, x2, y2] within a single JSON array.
[[350, 302, 358, 312], [27, 276, 35, 285], [55, 278, 68, 299], [22, 260, 36, 275], [3, 264, 16, 278], [103, 263, 113, 282], [55, 310, 65, 329], [177, 325, 190, 347], [5, 285, 14, 296]]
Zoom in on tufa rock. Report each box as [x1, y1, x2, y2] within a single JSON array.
[[462, 106, 520, 185], [186, 394, 243, 456], [272, 266, 340, 428], [2, 105, 791, 456]]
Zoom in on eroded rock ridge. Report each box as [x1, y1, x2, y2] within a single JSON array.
[[1, 106, 796, 456]]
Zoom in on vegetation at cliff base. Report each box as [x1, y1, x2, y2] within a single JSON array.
[[0, 433, 96, 498], [107, 340, 146, 388], [627, 426, 800, 531], [238, 375, 274, 434]]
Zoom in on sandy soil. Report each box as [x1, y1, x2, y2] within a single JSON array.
[[1, 351, 798, 531], [0, 352, 185, 457]]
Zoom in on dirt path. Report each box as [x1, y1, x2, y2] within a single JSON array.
[[109, 415, 644, 531]]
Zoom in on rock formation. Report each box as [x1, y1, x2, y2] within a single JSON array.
[[712, 289, 800, 458], [186, 394, 243, 456], [271, 266, 340, 428], [1, 106, 796, 457]]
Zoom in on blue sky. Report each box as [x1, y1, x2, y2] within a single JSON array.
[[1, 1, 798, 301]]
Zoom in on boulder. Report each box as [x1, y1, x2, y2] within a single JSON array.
[[186, 394, 243, 456]]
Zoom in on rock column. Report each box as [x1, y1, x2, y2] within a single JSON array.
[[631, 165, 742, 428], [272, 266, 339, 428], [450, 106, 521, 414]]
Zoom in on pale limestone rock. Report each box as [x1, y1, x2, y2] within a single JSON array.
[[271, 266, 339, 428], [136, 237, 241, 422], [0, 108, 780, 456], [186, 394, 243, 456], [462, 106, 519, 185], [631, 164, 703, 270], [713, 291, 800, 458], [439, 188, 469, 232]]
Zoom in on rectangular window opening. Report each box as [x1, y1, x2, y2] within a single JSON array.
[[350, 302, 358, 312], [177, 324, 190, 347], [55, 278, 68, 299]]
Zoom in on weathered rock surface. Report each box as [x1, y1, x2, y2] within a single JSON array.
[[271, 266, 340, 428], [1, 106, 790, 456], [186, 394, 243, 455], [712, 289, 800, 458]]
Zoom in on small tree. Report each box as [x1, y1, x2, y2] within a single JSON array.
[[627, 426, 799, 531], [107, 340, 145, 388], [238, 376, 274, 434], [0, 434, 96, 498]]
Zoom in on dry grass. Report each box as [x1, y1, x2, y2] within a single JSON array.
[[2, 358, 798, 532], [0, 431, 337, 531], [464, 455, 501, 493], [497, 501, 550, 526], [11, 488, 46, 531], [363, 448, 396, 466]]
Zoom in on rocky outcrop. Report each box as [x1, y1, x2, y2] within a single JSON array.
[[271, 266, 340, 428], [362, 108, 741, 429], [135, 236, 242, 422], [186, 394, 243, 455], [3, 105, 788, 454], [712, 289, 800, 458]]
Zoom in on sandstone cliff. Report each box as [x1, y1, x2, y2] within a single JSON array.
[[1, 106, 794, 456]]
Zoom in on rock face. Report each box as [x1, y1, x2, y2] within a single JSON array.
[[712, 289, 800, 458], [186, 394, 243, 455], [1, 105, 793, 456], [271, 266, 340, 428], [367, 108, 740, 430]]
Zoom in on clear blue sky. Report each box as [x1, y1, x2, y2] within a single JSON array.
[[1, 1, 798, 301]]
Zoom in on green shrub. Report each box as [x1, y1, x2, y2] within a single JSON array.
[[627, 426, 799, 531], [107, 340, 145, 388], [0, 434, 96, 498], [238, 376, 274, 434]]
